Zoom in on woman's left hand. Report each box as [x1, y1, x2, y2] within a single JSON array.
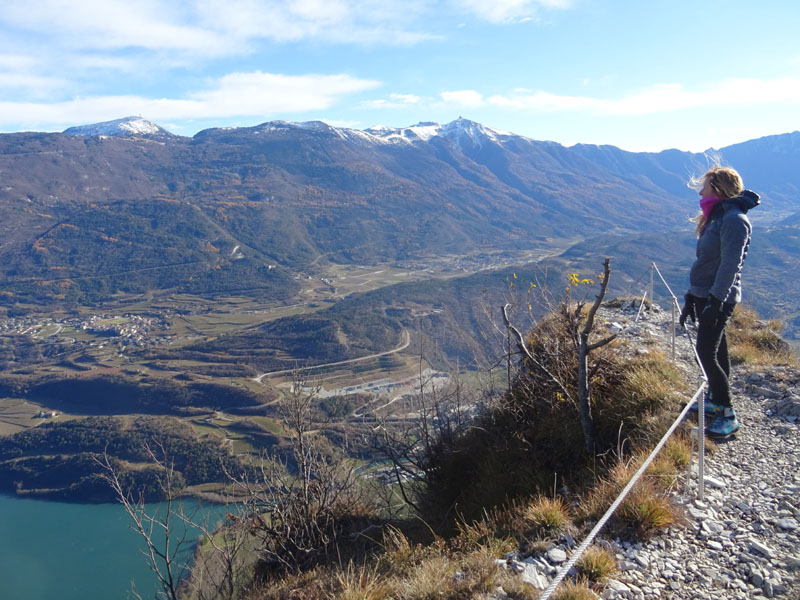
[[700, 295, 723, 323], [679, 294, 696, 327]]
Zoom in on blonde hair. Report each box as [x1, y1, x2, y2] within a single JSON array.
[[689, 166, 744, 235]]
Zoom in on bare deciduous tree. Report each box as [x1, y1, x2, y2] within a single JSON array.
[[503, 258, 616, 451], [372, 352, 476, 528], [98, 441, 250, 600], [224, 368, 370, 579]]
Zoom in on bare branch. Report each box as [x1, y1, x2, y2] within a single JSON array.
[[502, 302, 573, 401], [586, 334, 618, 352], [581, 257, 612, 338]]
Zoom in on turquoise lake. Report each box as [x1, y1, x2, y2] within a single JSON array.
[[0, 494, 223, 600]]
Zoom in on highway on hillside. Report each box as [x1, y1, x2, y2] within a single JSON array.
[[252, 329, 410, 382]]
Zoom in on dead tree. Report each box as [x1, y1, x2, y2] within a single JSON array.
[[224, 367, 367, 578], [503, 257, 616, 452], [371, 351, 476, 527], [98, 442, 250, 600], [98, 442, 191, 600], [574, 257, 616, 451]]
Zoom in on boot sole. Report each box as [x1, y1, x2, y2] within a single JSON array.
[[705, 428, 739, 440], [686, 402, 723, 416]]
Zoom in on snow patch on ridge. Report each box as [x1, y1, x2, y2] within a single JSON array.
[[63, 116, 169, 138], [363, 118, 513, 148], [364, 122, 441, 144]]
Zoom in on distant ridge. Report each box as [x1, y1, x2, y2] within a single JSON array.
[[2, 115, 799, 317], [63, 116, 173, 138]]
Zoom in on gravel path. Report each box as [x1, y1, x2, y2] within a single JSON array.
[[604, 364, 800, 600], [501, 305, 800, 599], [595, 307, 799, 599]]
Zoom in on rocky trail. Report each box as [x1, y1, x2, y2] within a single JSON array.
[[498, 304, 800, 600]]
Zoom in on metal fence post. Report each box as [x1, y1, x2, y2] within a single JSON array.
[[649, 263, 655, 310], [670, 301, 676, 362]]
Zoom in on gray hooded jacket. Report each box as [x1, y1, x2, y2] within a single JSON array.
[[688, 190, 760, 304]]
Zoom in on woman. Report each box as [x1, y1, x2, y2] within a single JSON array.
[[679, 166, 760, 438]]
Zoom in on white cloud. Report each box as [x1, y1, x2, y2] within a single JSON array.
[[0, 72, 68, 93], [362, 92, 426, 109], [389, 93, 422, 104], [1, 0, 437, 58], [69, 55, 148, 73], [453, 0, 571, 24], [0, 71, 380, 130], [0, 53, 37, 70], [0, 53, 68, 97], [192, 71, 380, 114], [487, 78, 800, 115], [194, 0, 437, 47], [2, 0, 228, 54], [440, 89, 485, 107]]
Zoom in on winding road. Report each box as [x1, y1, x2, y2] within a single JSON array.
[[252, 329, 411, 382]]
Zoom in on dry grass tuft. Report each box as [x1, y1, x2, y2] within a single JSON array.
[[494, 571, 539, 600], [617, 483, 675, 538], [523, 495, 571, 536], [662, 435, 691, 470], [336, 561, 397, 600], [641, 434, 693, 492], [552, 578, 599, 600], [397, 555, 454, 600], [454, 511, 518, 557], [727, 306, 795, 365], [575, 546, 617, 583], [592, 350, 688, 449], [577, 458, 635, 523], [252, 566, 332, 600], [577, 446, 678, 540], [394, 550, 498, 600], [375, 526, 442, 579]]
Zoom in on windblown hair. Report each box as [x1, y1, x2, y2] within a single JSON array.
[[689, 166, 744, 236]]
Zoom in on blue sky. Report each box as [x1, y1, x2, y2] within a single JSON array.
[[1, 0, 798, 151]]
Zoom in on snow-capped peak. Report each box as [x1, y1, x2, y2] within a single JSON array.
[[63, 116, 170, 138], [364, 118, 513, 147], [364, 121, 442, 144], [440, 117, 511, 145]]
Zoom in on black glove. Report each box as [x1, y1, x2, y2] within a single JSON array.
[[700, 295, 723, 323], [679, 294, 696, 328]]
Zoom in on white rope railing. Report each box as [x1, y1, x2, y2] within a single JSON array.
[[634, 289, 647, 323], [540, 261, 711, 600], [539, 382, 706, 600], [648, 261, 710, 501]]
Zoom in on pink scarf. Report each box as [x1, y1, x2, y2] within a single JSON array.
[[700, 195, 723, 220]]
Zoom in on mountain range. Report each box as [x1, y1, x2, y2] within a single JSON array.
[[0, 116, 797, 346]]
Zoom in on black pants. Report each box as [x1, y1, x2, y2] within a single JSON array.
[[694, 297, 736, 408]]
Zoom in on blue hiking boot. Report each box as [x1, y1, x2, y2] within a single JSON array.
[[688, 390, 725, 415], [706, 407, 739, 438]]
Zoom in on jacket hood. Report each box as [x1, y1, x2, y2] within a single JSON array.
[[726, 189, 760, 214]]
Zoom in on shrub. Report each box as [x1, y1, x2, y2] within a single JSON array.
[[575, 546, 617, 583], [552, 579, 599, 600], [336, 562, 396, 600], [617, 483, 675, 538], [417, 300, 689, 532], [523, 495, 571, 536]]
